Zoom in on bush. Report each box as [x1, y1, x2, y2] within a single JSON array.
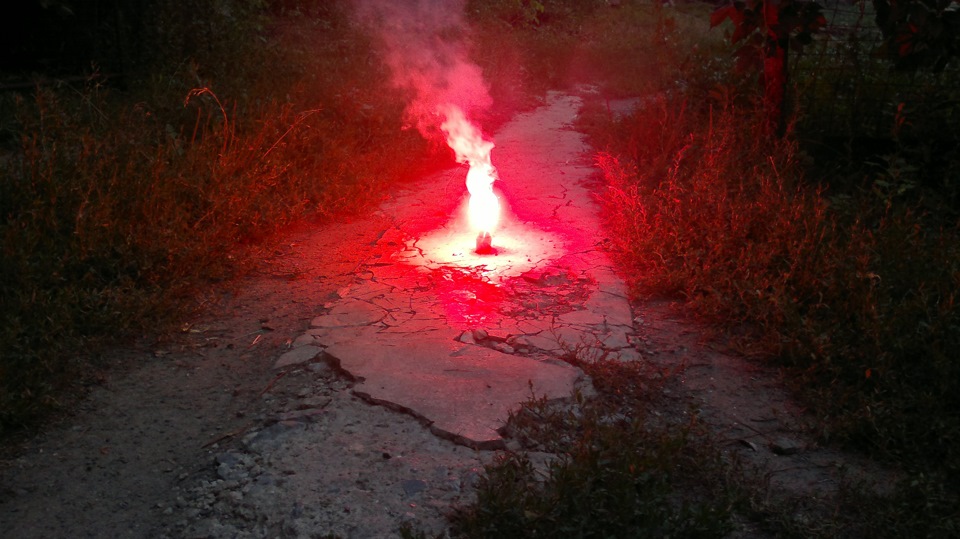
[[583, 56, 960, 535], [0, 1, 429, 432]]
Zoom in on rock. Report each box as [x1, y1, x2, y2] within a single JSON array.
[[298, 396, 332, 409], [307, 361, 332, 374], [503, 439, 523, 452], [402, 479, 428, 498], [770, 437, 803, 455], [216, 462, 246, 482], [274, 345, 322, 369], [292, 334, 317, 347], [276, 408, 326, 422], [310, 299, 386, 328], [215, 452, 240, 468], [242, 422, 307, 452]]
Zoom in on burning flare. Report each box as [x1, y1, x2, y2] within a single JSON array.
[[440, 104, 500, 252]]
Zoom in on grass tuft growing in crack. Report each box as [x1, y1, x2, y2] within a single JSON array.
[[452, 359, 743, 538]]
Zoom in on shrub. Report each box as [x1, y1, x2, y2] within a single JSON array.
[[584, 56, 960, 534], [0, 1, 429, 432]]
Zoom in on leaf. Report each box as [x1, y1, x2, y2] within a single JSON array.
[[739, 439, 759, 451], [899, 39, 915, 58], [763, 0, 780, 27], [731, 21, 758, 44], [734, 41, 765, 73], [710, 5, 738, 27]]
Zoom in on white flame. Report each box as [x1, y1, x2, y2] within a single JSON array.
[[440, 104, 500, 235]]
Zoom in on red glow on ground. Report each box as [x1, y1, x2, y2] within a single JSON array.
[[434, 268, 504, 328], [399, 187, 565, 280]]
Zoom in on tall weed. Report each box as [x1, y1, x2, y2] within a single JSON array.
[[594, 96, 826, 353], [587, 78, 960, 532], [0, 3, 430, 432]]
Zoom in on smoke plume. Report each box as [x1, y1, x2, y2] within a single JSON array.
[[352, 0, 493, 146], [354, 0, 500, 237]]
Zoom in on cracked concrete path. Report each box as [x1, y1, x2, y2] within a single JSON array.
[[2, 91, 637, 539], [161, 91, 646, 538], [1, 91, 898, 539], [173, 91, 896, 539], [273, 92, 638, 448]]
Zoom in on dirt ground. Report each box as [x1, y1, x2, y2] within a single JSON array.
[[0, 213, 380, 536], [0, 93, 894, 538]]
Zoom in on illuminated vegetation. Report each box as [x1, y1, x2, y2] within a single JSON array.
[[467, 0, 960, 536], [578, 2, 960, 536], [2, 0, 959, 536], [0, 1, 431, 429]]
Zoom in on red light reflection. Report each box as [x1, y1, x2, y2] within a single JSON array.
[[433, 268, 504, 329]]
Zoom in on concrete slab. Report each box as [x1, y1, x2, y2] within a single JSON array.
[[324, 334, 583, 449], [274, 345, 323, 370], [285, 93, 644, 449], [311, 299, 386, 328]]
